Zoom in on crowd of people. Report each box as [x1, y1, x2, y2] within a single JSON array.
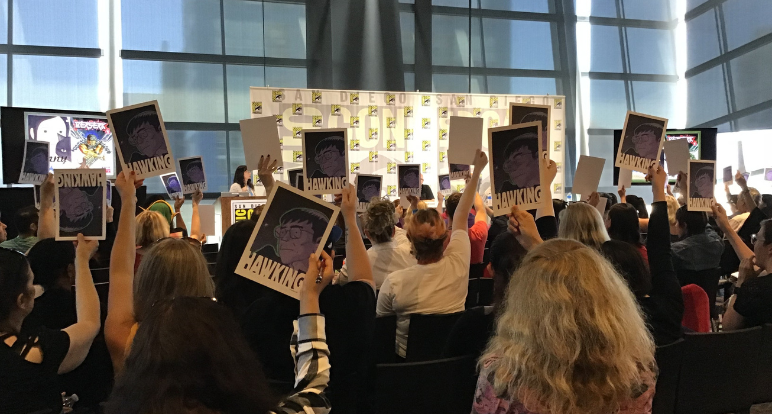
[[1, 149, 770, 414]]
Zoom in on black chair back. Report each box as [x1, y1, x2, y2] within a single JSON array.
[[675, 327, 763, 414], [406, 312, 464, 362], [652, 338, 684, 414], [469, 263, 486, 279], [333, 254, 345, 271], [477, 278, 494, 307], [374, 315, 397, 364], [202, 243, 218, 253], [754, 324, 772, 404], [482, 247, 490, 264], [466, 279, 480, 309], [676, 267, 722, 319], [376, 355, 477, 414]]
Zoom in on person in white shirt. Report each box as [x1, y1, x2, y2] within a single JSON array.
[[229, 165, 255, 195], [337, 198, 415, 289], [377, 150, 488, 358]]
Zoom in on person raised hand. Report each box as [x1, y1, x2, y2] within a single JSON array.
[[473, 149, 489, 172], [76, 233, 100, 260], [584, 191, 600, 208], [300, 251, 334, 314], [340, 184, 357, 219], [36, 173, 58, 239], [115, 171, 137, 200], [675, 172, 687, 194], [648, 164, 667, 202], [192, 189, 203, 206], [508, 205, 542, 250], [618, 185, 627, 203], [735, 170, 748, 191], [543, 157, 557, 185], [257, 154, 278, 191], [406, 194, 420, 210], [711, 202, 731, 233], [174, 195, 185, 211]]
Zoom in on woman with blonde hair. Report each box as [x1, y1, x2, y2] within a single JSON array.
[[558, 201, 609, 250], [105, 171, 214, 372], [135, 210, 169, 250], [473, 237, 656, 414]]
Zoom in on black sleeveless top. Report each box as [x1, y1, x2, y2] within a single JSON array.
[[0, 327, 70, 414]]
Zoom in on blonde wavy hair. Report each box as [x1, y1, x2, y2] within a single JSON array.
[[481, 239, 655, 414], [558, 202, 610, 250], [133, 238, 214, 322], [135, 210, 170, 248]]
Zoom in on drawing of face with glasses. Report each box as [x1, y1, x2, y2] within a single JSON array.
[[692, 166, 714, 199], [273, 208, 329, 273], [358, 180, 381, 202], [501, 133, 540, 190], [312, 136, 346, 178], [126, 110, 166, 160], [628, 122, 663, 160], [401, 170, 420, 189]]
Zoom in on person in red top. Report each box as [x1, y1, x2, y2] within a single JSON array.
[[444, 190, 488, 264]]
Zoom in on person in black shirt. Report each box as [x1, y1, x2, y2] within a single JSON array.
[[714, 201, 772, 330], [601, 165, 684, 346], [223, 184, 376, 414]]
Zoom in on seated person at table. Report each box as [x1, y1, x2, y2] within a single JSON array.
[[0, 206, 40, 253], [377, 150, 487, 358], [419, 173, 435, 202], [671, 206, 723, 272], [338, 198, 415, 290], [713, 203, 772, 330], [445, 191, 488, 264]]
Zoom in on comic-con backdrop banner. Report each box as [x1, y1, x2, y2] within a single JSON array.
[[249, 88, 567, 199]]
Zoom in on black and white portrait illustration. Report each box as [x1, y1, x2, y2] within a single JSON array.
[[509, 103, 550, 154], [449, 163, 471, 180], [160, 173, 183, 198], [489, 122, 543, 215], [398, 164, 421, 197], [687, 160, 716, 212], [356, 175, 382, 212], [237, 183, 339, 299], [615, 112, 668, 173], [177, 156, 207, 194], [438, 174, 452, 195], [19, 140, 50, 184], [302, 129, 348, 194], [107, 101, 174, 179], [287, 168, 304, 190], [55, 169, 106, 241]]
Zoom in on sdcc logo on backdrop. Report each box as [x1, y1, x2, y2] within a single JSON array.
[[386, 140, 396, 151], [387, 185, 397, 196], [272, 90, 285, 102], [387, 117, 396, 128], [405, 152, 414, 162], [350, 93, 360, 104], [405, 129, 413, 140], [292, 103, 303, 115], [350, 163, 360, 173], [404, 106, 413, 117], [369, 128, 378, 140], [369, 152, 378, 162], [331, 105, 341, 116], [554, 98, 563, 109], [455, 96, 466, 107], [474, 108, 482, 117], [368, 106, 378, 116], [438, 107, 448, 118], [252, 102, 262, 114], [351, 117, 360, 127], [293, 151, 303, 162], [312, 90, 322, 103], [275, 115, 283, 126], [490, 96, 498, 108], [422, 118, 431, 129], [422, 96, 431, 106], [387, 163, 397, 174], [293, 127, 302, 138], [422, 141, 431, 151], [386, 94, 395, 105], [439, 129, 448, 140], [350, 140, 360, 151], [279, 138, 283, 150], [422, 163, 431, 173], [312, 116, 322, 127], [439, 152, 447, 163]]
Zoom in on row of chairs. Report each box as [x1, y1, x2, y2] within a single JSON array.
[[653, 324, 772, 414]]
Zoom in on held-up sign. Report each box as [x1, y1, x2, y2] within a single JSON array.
[[687, 160, 716, 212], [355, 174, 382, 213], [488, 121, 543, 216], [614, 111, 668, 174], [54, 169, 107, 241], [235, 182, 340, 299]]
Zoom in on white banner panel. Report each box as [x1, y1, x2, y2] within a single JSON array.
[[249, 88, 566, 200]]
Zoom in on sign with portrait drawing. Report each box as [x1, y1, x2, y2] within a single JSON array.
[[106, 100, 174, 179], [177, 156, 207, 194], [19, 140, 49, 184], [301, 128, 349, 195], [54, 168, 106, 241], [614, 111, 668, 174], [687, 160, 716, 212], [355, 174, 383, 212], [489, 121, 543, 215]]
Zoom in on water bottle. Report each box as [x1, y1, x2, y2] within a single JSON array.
[[566, 193, 573, 203]]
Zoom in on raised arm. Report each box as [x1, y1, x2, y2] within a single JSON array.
[[173, 195, 187, 232], [36, 174, 56, 240], [258, 154, 279, 196], [436, 191, 445, 216], [735, 171, 757, 211], [536, 158, 557, 220], [105, 171, 138, 372], [453, 150, 488, 232], [190, 190, 204, 240], [340, 184, 374, 287], [712, 202, 754, 261], [473, 192, 487, 225], [645, 165, 681, 297], [59, 234, 101, 374], [274, 252, 334, 414]]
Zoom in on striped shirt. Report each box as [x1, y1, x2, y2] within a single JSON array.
[[272, 314, 332, 414]]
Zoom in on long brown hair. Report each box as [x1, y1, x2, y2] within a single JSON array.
[[106, 297, 277, 414]]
